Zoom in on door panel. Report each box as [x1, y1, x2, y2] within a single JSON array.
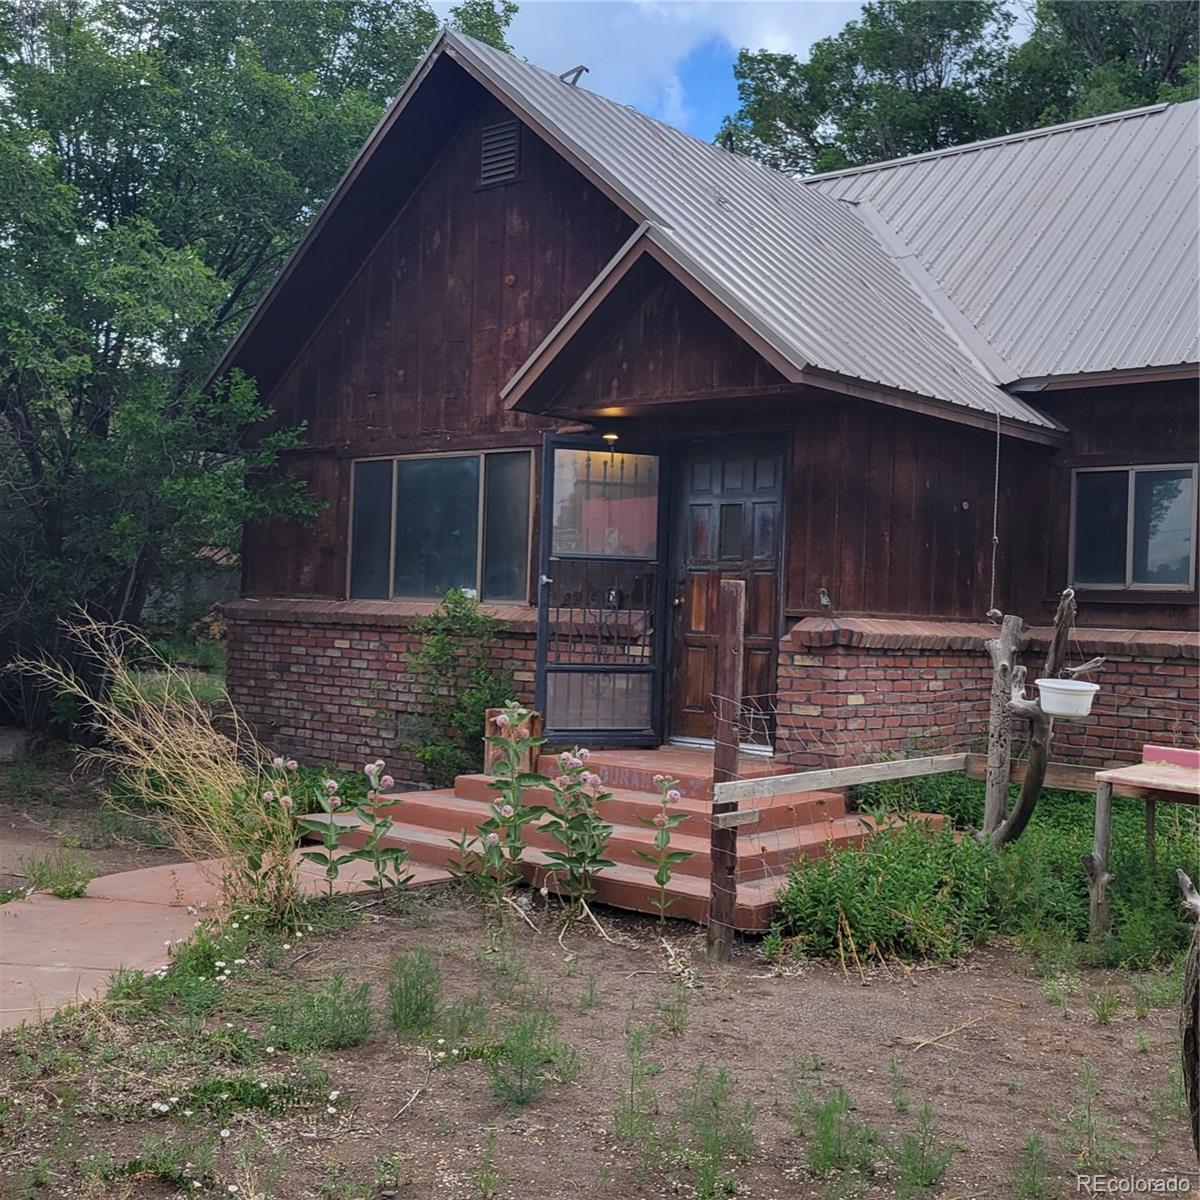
[[669, 440, 784, 744]]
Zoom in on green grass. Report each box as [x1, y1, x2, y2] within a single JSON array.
[[20, 848, 95, 898], [771, 773, 1197, 967]]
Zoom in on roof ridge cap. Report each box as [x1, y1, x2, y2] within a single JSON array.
[[800, 100, 1182, 184]]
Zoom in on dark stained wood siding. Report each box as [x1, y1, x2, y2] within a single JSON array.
[[553, 269, 785, 413], [243, 96, 634, 598], [783, 382, 1199, 630], [1035, 378, 1199, 630], [786, 400, 1054, 622]]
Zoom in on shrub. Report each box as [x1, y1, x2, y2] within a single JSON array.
[[272, 975, 372, 1051], [669, 1064, 756, 1200], [773, 819, 997, 961], [12, 617, 301, 921], [486, 1000, 572, 1108], [388, 949, 440, 1037], [407, 589, 515, 786], [780, 775, 1199, 966]]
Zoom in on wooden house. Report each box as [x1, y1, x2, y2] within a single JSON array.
[[216, 31, 1199, 786]]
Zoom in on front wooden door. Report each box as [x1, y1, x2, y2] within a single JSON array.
[[669, 439, 784, 745]]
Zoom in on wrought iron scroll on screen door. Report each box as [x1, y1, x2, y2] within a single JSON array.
[[542, 447, 660, 734]]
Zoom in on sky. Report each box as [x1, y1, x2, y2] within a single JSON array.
[[436, 0, 865, 140]]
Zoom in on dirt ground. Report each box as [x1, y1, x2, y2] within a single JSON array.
[[0, 759, 177, 891], [2, 883, 1194, 1200]]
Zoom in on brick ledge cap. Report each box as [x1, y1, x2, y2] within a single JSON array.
[[787, 617, 1198, 660], [223, 597, 537, 632]]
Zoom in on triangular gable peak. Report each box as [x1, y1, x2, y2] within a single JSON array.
[[212, 30, 1059, 443]]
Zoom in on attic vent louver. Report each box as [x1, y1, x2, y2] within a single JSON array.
[[479, 120, 520, 186]]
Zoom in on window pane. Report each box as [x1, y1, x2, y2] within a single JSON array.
[[482, 452, 531, 601], [1074, 471, 1128, 585], [1133, 469, 1194, 585], [551, 448, 659, 558], [393, 456, 480, 597], [349, 460, 393, 598]]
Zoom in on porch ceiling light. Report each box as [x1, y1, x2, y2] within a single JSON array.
[[601, 431, 619, 443]]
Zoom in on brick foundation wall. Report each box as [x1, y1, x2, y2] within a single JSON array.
[[226, 601, 1197, 779], [224, 599, 536, 783], [776, 619, 1199, 770]]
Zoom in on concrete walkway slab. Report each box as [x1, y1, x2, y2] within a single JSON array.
[[0, 852, 450, 1030]]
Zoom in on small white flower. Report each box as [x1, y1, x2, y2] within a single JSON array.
[[231, 922, 240, 929], [266, 1046, 275, 1054], [259, 1082, 268, 1089], [214, 961, 226, 968], [193, 1182, 201, 1189], [220, 1128, 230, 1138], [183, 1108, 193, 1117], [282, 944, 291, 950], [233, 958, 246, 965], [228, 1187, 239, 1195], [436, 1038, 445, 1045], [327, 1105, 337, 1114], [328, 1090, 340, 1100], [169, 1096, 179, 1104]]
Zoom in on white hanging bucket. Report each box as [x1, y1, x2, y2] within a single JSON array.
[[1034, 677, 1099, 718]]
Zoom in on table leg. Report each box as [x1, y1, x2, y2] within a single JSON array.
[[1145, 798, 1157, 876]]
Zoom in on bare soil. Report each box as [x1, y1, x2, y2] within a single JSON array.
[[0, 759, 177, 891], [1, 884, 1194, 1199]]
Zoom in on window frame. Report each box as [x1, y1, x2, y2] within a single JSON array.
[[1069, 462, 1198, 592], [347, 448, 535, 603]]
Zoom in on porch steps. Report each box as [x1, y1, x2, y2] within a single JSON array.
[[305, 747, 940, 931]]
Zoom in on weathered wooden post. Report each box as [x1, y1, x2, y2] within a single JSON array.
[[983, 614, 1022, 834], [707, 578, 745, 963]]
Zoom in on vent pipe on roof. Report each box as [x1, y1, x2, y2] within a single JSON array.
[[559, 64, 588, 86]]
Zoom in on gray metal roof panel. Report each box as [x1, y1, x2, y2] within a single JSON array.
[[446, 32, 1052, 427], [806, 101, 1200, 380]]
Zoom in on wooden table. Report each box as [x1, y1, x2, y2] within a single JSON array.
[[1086, 746, 1200, 937]]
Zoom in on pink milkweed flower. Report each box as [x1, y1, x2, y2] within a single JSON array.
[[380, 775, 394, 790], [261, 791, 275, 804], [652, 774, 666, 786], [280, 796, 294, 810], [271, 756, 285, 770], [286, 759, 298, 772], [578, 748, 590, 762], [584, 772, 603, 792], [363, 763, 376, 775], [323, 779, 338, 793], [485, 832, 500, 846], [667, 789, 682, 804], [329, 797, 342, 810], [495, 712, 510, 728], [653, 811, 669, 828], [554, 775, 571, 790], [500, 804, 515, 819]]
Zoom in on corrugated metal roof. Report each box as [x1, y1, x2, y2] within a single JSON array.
[[805, 101, 1200, 381], [445, 32, 1052, 428]]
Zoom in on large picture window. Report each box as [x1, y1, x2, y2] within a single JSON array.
[[349, 451, 532, 601], [1071, 464, 1197, 590]]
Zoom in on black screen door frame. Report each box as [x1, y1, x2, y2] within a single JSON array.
[[535, 432, 670, 745]]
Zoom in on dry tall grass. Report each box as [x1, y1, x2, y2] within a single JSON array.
[[10, 615, 300, 920]]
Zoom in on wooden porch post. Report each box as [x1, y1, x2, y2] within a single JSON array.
[[707, 578, 745, 962]]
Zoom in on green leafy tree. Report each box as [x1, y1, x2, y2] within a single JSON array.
[[720, 0, 1197, 174], [0, 0, 517, 725]]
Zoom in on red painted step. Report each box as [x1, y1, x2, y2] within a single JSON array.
[[451, 774, 847, 834]]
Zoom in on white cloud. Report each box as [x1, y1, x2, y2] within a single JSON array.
[[436, 0, 862, 129]]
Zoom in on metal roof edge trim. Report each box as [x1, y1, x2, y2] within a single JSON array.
[[798, 366, 1066, 444], [1010, 363, 1200, 392], [849, 200, 1018, 387], [798, 101, 1176, 185], [203, 29, 455, 392]]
